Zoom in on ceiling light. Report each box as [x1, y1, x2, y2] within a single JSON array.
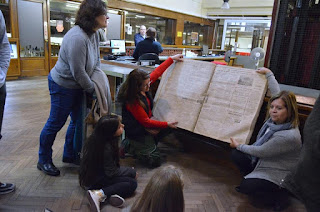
[[221, 0, 230, 9]]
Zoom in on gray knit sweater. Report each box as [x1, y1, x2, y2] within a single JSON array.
[[0, 11, 10, 88], [50, 25, 101, 93], [236, 71, 302, 187]]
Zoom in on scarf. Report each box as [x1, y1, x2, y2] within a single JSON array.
[[251, 118, 292, 165]]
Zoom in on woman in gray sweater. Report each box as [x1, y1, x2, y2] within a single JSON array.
[[37, 0, 109, 176], [230, 67, 302, 211]]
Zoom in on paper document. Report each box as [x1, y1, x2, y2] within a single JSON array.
[[153, 59, 267, 144]]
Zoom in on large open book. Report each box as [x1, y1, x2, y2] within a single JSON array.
[[153, 59, 267, 144]]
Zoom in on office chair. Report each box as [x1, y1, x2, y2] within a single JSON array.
[[138, 53, 160, 66]]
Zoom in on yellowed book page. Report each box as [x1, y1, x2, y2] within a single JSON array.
[[153, 59, 216, 131], [194, 65, 267, 144]]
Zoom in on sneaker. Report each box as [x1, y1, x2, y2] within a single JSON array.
[[109, 194, 125, 208], [87, 190, 106, 212], [0, 182, 15, 195]]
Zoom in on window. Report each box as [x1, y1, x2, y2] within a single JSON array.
[[0, 0, 11, 37], [183, 21, 212, 46], [221, 20, 271, 53], [50, 0, 79, 56], [125, 11, 176, 45]]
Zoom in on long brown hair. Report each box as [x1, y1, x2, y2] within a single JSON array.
[[79, 115, 120, 188], [266, 90, 299, 127], [117, 68, 150, 108], [131, 165, 185, 212]]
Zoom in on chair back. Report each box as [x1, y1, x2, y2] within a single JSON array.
[[138, 53, 160, 65]]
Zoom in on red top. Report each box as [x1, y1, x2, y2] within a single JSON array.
[[126, 57, 174, 128]]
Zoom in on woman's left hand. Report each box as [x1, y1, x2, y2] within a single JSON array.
[[230, 138, 240, 148], [170, 54, 184, 62]]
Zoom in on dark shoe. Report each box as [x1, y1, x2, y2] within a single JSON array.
[[0, 182, 15, 195], [62, 157, 80, 165], [109, 194, 125, 208], [37, 162, 60, 176]]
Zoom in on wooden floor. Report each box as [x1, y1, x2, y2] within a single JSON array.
[[0, 77, 306, 212]]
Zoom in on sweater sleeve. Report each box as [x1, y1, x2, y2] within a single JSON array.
[[66, 35, 95, 93], [237, 131, 301, 158], [0, 11, 10, 87], [126, 102, 168, 128], [266, 72, 280, 96], [150, 57, 173, 83]]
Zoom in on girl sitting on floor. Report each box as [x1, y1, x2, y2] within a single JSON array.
[[79, 115, 137, 212]]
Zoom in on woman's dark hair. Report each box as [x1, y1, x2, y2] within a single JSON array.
[[117, 68, 150, 107], [75, 0, 107, 36], [79, 114, 120, 188]]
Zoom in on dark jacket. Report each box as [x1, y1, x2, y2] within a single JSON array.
[[134, 33, 145, 46], [133, 37, 163, 60], [122, 92, 154, 139], [283, 95, 320, 212]]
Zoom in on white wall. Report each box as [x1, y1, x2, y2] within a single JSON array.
[[122, 0, 206, 18]]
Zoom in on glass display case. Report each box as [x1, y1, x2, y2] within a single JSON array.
[[221, 20, 271, 53], [183, 21, 212, 46], [0, 0, 11, 37], [50, 0, 79, 56], [125, 11, 176, 45]]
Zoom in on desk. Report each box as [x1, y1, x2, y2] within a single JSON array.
[[101, 60, 155, 100], [158, 56, 236, 65]]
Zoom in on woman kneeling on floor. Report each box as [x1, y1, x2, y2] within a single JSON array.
[[230, 68, 302, 211], [79, 115, 137, 212], [117, 54, 183, 168]]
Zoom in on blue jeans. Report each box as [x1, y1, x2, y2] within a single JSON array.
[[38, 74, 83, 164]]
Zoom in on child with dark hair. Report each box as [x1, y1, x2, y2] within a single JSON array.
[[79, 115, 137, 212]]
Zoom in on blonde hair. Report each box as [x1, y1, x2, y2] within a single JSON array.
[[131, 165, 184, 212], [266, 90, 299, 127]]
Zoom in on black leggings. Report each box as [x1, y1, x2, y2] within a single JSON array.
[[231, 149, 289, 205], [239, 178, 289, 205], [89, 167, 137, 198]]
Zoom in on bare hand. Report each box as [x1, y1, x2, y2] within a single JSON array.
[[256, 67, 272, 75], [168, 121, 178, 129], [230, 138, 240, 148], [170, 54, 184, 62]]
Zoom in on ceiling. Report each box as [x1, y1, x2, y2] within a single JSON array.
[[203, 0, 275, 18]]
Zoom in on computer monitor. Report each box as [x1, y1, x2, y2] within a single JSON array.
[[110, 39, 126, 55]]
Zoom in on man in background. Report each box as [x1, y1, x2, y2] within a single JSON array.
[[0, 10, 15, 195], [133, 27, 163, 60], [134, 25, 146, 46]]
